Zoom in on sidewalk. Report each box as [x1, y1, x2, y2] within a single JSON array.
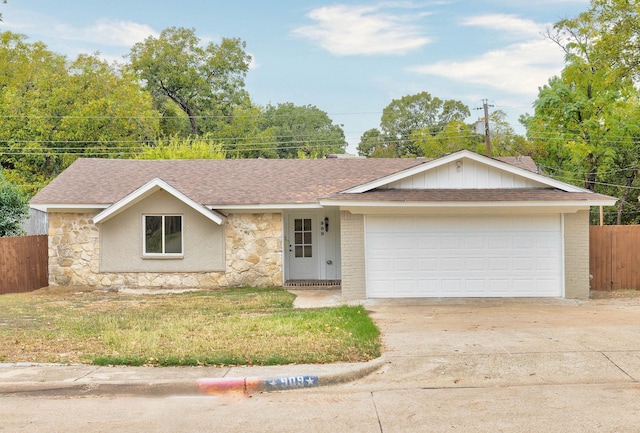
[[0, 359, 385, 397]]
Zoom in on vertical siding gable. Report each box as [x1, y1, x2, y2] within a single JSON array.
[[386, 158, 547, 189]]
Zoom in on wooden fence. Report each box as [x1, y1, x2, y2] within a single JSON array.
[[0, 235, 48, 295], [590, 225, 640, 291]]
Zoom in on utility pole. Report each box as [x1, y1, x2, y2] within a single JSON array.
[[475, 99, 494, 156]]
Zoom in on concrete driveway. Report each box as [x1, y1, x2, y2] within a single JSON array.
[[360, 297, 640, 389]]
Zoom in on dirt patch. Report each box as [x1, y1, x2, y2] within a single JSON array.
[[590, 290, 640, 299]]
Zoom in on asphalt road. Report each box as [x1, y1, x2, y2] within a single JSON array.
[[3, 297, 640, 433]]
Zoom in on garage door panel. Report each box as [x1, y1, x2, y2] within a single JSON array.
[[441, 257, 462, 271], [418, 258, 438, 271], [489, 279, 510, 295], [366, 215, 562, 298]]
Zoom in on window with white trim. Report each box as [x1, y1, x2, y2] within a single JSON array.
[[143, 215, 183, 256]]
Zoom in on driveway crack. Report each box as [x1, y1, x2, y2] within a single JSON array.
[[601, 352, 637, 381], [371, 391, 384, 433]]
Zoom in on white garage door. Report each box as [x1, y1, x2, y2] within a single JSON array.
[[366, 215, 563, 298]]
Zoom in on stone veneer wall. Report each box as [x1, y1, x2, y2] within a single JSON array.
[[48, 212, 282, 288], [563, 210, 590, 299]]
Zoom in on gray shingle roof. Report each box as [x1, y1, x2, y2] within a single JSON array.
[[30, 158, 425, 206], [31, 155, 608, 208]]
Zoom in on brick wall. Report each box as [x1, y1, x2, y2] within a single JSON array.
[[340, 211, 366, 300], [564, 210, 590, 299]]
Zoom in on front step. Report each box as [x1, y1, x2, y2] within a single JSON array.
[[284, 280, 341, 289]]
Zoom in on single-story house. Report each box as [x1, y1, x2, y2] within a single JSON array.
[[30, 149, 616, 300]]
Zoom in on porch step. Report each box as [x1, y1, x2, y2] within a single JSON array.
[[284, 280, 341, 289]]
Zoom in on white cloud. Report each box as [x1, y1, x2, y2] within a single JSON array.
[[292, 3, 432, 56], [462, 14, 545, 39], [408, 38, 564, 97], [79, 19, 158, 47], [3, 10, 156, 48]]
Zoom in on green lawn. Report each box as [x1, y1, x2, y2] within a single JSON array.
[[0, 286, 380, 366]]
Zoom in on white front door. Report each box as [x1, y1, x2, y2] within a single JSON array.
[[287, 214, 319, 280]]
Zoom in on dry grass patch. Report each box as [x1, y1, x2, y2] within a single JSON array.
[[0, 287, 380, 366]]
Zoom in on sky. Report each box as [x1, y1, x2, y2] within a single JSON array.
[[1, 0, 591, 153]]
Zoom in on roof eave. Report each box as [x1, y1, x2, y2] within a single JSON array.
[[93, 178, 225, 225], [319, 198, 618, 208]]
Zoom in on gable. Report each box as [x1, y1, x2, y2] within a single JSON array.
[[344, 150, 586, 193], [93, 178, 225, 225], [385, 157, 548, 190]]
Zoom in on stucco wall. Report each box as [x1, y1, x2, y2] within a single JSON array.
[[100, 190, 225, 273], [340, 211, 366, 300], [48, 211, 282, 289], [564, 210, 590, 299]]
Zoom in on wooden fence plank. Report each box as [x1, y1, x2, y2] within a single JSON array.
[[0, 235, 48, 295], [590, 226, 640, 291]]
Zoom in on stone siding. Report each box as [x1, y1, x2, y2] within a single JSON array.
[[340, 211, 366, 300], [564, 210, 590, 299], [48, 212, 282, 289]]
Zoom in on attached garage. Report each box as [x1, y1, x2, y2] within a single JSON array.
[[365, 214, 563, 298], [322, 150, 618, 300]]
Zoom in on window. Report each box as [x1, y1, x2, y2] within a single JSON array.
[[293, 218, 312, 258], [143, 215, 183, 256]]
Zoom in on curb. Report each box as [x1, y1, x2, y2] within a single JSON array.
[[197, 358, 385, 395], [0, 358, 386, 397]]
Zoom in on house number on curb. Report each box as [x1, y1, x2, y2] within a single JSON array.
[[264, 375, 318, 391]]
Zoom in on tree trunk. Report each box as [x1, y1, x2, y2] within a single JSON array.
[[617, 170, 637, 225]]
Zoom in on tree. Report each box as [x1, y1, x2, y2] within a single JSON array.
[[357, 128, 397, 158], [129, 27, 252, 136], [0, 32, 160, 194], [259, 103, 346, 158], [0, 169, 28, 237], [578, 0, 640, 80], [359, 92, 470, 158], [523, 8, 640, 224], [413, 120, 484, 157], [486, 110, 537, 157]]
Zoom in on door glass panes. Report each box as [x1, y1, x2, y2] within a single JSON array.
[[293, 218, 312, 258]]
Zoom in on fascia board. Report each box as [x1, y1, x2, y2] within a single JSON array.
[[319, 198, 618, 208], [210, 203, 323, 211], [29, 204, 109, 212], [343, 150, 586, 194], [93, 178, 224, 225]]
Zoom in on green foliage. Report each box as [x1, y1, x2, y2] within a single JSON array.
[[135, 135, 224, 160], [358, 91, 470, 158], [0, 169, 28, 237], [0, 32, 160, 194], [129, 27, 251, 137], [413, 120, 484, 157], [357, 128, 397, 158], [260, 103, 347, 158], [525, 4, 640, 224], [214, 104, 279, 158]]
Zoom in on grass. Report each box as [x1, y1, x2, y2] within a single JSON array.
[[0, 286, 380, 366]]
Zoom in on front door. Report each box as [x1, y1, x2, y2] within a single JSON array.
[[287, 214, 319, 280]]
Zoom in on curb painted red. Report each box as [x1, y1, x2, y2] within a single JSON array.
[[196, 375, 320, 394]]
